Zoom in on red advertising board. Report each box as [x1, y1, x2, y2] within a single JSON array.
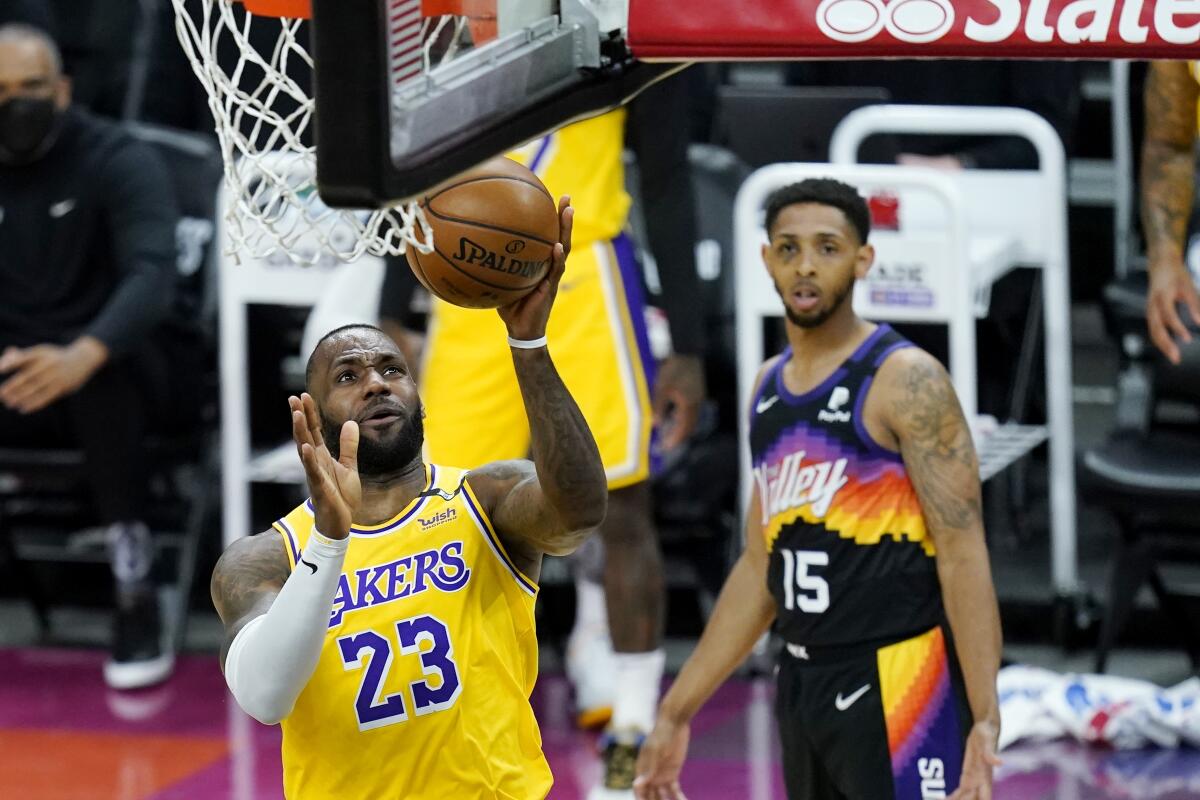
[[629, 0, 1200, 59]]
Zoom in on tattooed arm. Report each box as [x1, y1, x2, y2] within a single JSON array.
[[210, 532, 290, 667], [466, 197, 607, 574], [468, 348, 608, 562], [1142, 61, 1200, 364], [211, 523, 352, 724], [211, 528, 350, 724], [208, 397, 360, 724], [880, 349, 1002, 797]]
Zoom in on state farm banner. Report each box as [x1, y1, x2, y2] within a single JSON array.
[[628, 0, 1200, 59]]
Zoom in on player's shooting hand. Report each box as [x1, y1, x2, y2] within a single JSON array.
[[947, 719, 1001, 800], [290, 392, 360, 540], [1146, 260, 1200, 365], [633, 717, 690, 800], [653, 354, 706, 451], [497, 196, 573, 342], [0, 337, 108, 414]]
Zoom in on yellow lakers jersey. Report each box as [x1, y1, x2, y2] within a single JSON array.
[[270, 464, 551, 799], [507, 109, 629, 246]]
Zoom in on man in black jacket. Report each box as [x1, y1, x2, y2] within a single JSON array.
[[0, 23, 179, 689]]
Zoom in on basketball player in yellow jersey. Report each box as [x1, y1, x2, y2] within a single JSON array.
[[1141, 60, 1200, 364], [210, 199, 609, 799], [383, 75, 708, 798]]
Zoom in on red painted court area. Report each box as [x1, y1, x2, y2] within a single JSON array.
[[1, 648, 1198, 800]]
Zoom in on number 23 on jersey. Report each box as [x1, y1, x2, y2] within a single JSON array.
[[337, 613, 462, 731]]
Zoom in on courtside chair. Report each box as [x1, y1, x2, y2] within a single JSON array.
[[1082, 273, 1200, 673]]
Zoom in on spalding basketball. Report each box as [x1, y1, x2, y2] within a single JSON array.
[[410, 157, 559, 309]]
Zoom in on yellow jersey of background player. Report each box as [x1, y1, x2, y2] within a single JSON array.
[[421, 109, 657, 489], [209, 198, 608, 799]]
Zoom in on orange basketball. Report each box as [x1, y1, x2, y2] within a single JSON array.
[[409, 157, 559, 309]]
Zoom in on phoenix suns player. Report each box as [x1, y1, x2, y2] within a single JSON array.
[[635, 179, 1003, 800], [211, 199, 607, 798]]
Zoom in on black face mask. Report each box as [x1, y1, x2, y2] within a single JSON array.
[[0, 96, 62, 165]]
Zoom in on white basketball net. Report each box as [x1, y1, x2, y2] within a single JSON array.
[[170, 1, 472, 265]]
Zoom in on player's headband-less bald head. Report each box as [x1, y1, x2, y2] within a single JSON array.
[[0, 24, 64, 77]]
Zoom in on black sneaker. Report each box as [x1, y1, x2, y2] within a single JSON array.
[[104, 587, 174, 690], [590, 729, 645, 798]]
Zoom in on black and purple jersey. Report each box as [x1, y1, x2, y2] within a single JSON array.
[[749, 324, 942, 649]]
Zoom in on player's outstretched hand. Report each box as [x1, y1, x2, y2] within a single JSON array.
[[947, 719, 1001, 800], [1147, 261, 1200, 364], [290, 392, 360, 540], [497, 196, 573, 342], [633, 717, 690, 800]]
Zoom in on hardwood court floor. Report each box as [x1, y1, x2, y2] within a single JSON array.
[[1, 648, 1197, 799]]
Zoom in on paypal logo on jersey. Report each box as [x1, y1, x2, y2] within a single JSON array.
[[817, 386, 852, 423], [753, 453, 849, 520], [328, 541, 470, 627]]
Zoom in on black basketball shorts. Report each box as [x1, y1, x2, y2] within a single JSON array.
[[774, 625, 972, 800]]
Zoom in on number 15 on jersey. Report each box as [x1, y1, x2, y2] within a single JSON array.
[[780, 549, 830, 613]]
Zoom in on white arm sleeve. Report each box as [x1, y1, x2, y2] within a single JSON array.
[[224, 530, 348, 725]]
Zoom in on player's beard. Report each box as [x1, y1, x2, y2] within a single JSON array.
[[781, 273, 855, 329], [322, 405, 425, 477]]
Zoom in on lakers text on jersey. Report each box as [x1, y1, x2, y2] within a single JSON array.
[[270, 464, 551, 799]]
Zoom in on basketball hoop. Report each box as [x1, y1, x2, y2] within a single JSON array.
[[170, 0, 489, 264], [171, 0, 684, 265]]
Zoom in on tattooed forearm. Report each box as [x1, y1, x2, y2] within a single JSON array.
[[512, 347, 608, 532], [892, 357, 982, 532], [1142, 62, 1198, 265]]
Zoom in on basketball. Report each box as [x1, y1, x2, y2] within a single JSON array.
[[409, 157, 560, 309]]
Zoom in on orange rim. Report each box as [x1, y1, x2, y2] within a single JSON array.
[[422, 0, 497, 43], [242, 0, 312, 19], [239, 0, 500, 42]]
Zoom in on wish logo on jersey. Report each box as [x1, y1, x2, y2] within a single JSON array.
[[328, 541, 471, 627], [418, 507, 458, 531]]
